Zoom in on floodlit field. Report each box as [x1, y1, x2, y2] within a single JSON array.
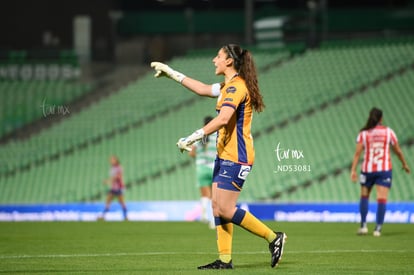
[[0, 221, 413, 274]]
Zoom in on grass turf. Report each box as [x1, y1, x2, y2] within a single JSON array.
[[0, 221, 413, 274]]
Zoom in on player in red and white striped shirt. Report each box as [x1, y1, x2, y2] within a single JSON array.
[[99, 155, 128, 221], [351, 107, 410, 236], [357, 124, 397, 173]]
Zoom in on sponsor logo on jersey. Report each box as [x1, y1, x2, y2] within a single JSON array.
[[219, 169, 232, 178], [238, 165, 251, 180], [222, 160, 235, 166], [224, 97, 233, 102], [226, 86, 237, 93]]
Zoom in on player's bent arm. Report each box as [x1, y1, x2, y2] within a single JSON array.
[[392, 142, 411, 173], [350, 143, 364, 182], [176, 107, 233, 153], [202, 106, 234, 135]]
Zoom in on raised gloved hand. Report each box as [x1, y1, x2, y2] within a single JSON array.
[[150, 62, 186, 83]]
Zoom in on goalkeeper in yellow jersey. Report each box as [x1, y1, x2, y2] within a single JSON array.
[[151, 44, 286, 269]]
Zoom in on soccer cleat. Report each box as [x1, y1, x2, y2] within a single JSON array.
[[197, 260, 233, 270], [373, 225, 382, 237], [269, 232, 287, 268], [357, 227, 368, 235]]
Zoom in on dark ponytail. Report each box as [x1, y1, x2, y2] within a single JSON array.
[[223, 44, 265, 113], [361, 107, 383, 131]]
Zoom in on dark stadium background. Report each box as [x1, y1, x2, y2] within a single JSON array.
[[2, 0, 413, 62]]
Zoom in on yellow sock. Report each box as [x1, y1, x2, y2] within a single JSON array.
[[216, 222, 233, 263], [219, 254, 232, 263], [239, 211, 275, 243], [266, 231, 277, 243]]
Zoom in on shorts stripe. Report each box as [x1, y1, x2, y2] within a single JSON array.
[[231, 181, 242, 191]]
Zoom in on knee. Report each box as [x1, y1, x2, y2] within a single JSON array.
[[212, 202, 234, 220]]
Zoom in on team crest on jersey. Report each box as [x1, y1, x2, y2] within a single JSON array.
[[226, 86, 237, 93]]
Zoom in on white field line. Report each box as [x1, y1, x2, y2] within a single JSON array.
[[0, 249, 413, 260]]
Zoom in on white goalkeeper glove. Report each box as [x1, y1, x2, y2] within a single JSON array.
[[150, 61, 186, 83], [176, 129, 205, 153]]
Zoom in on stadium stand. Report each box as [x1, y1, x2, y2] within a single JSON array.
[[0, 80, 92, 137], [0, 50, 288, 178], [0, 49, 92, 138], [249, 69, 414, 202], [0, 39, 413, 204]]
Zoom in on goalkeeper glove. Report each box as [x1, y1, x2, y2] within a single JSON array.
[[150, 62, 186, 83], [176, 129, 205, 153]]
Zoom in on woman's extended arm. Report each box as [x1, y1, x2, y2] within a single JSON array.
[[181, 77, 216, 97], [151, 61, 218, 97]]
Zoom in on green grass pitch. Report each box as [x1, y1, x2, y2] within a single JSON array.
[[0, 221, 413, 274]]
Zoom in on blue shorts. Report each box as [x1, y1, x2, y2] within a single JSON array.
[[212, 158, 252, 192], [360, 171, 392, 189], [109, 189, 124, 196]]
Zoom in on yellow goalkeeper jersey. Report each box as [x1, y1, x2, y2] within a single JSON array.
[[216, 76, 255, 165]]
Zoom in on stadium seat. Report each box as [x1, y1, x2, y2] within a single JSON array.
[[1, 39, 413, 204]]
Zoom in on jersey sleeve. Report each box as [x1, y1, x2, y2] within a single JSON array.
[[211, 83, 221, 97], [356, 131, 363, 144], [389, 128, 398, 145], [221, 84, 247, 110]]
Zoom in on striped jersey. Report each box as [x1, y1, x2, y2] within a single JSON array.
[[215, 76, 255, 165], [110, 165, 124, 190], [195, 131, 217, 170], [356, 125, 398, 173]]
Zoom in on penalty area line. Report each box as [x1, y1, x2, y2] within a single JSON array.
[[1, 249, 412, 260]]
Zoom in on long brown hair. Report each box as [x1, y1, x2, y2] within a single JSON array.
[[361, 107, 383, 131], [223, 44, 265, 113]]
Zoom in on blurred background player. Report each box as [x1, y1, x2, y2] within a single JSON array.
[[151, 44, 286, 269], [100, 155, 128, 221], [351, 107, 410, 236], [189, 116, 216, 229]]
